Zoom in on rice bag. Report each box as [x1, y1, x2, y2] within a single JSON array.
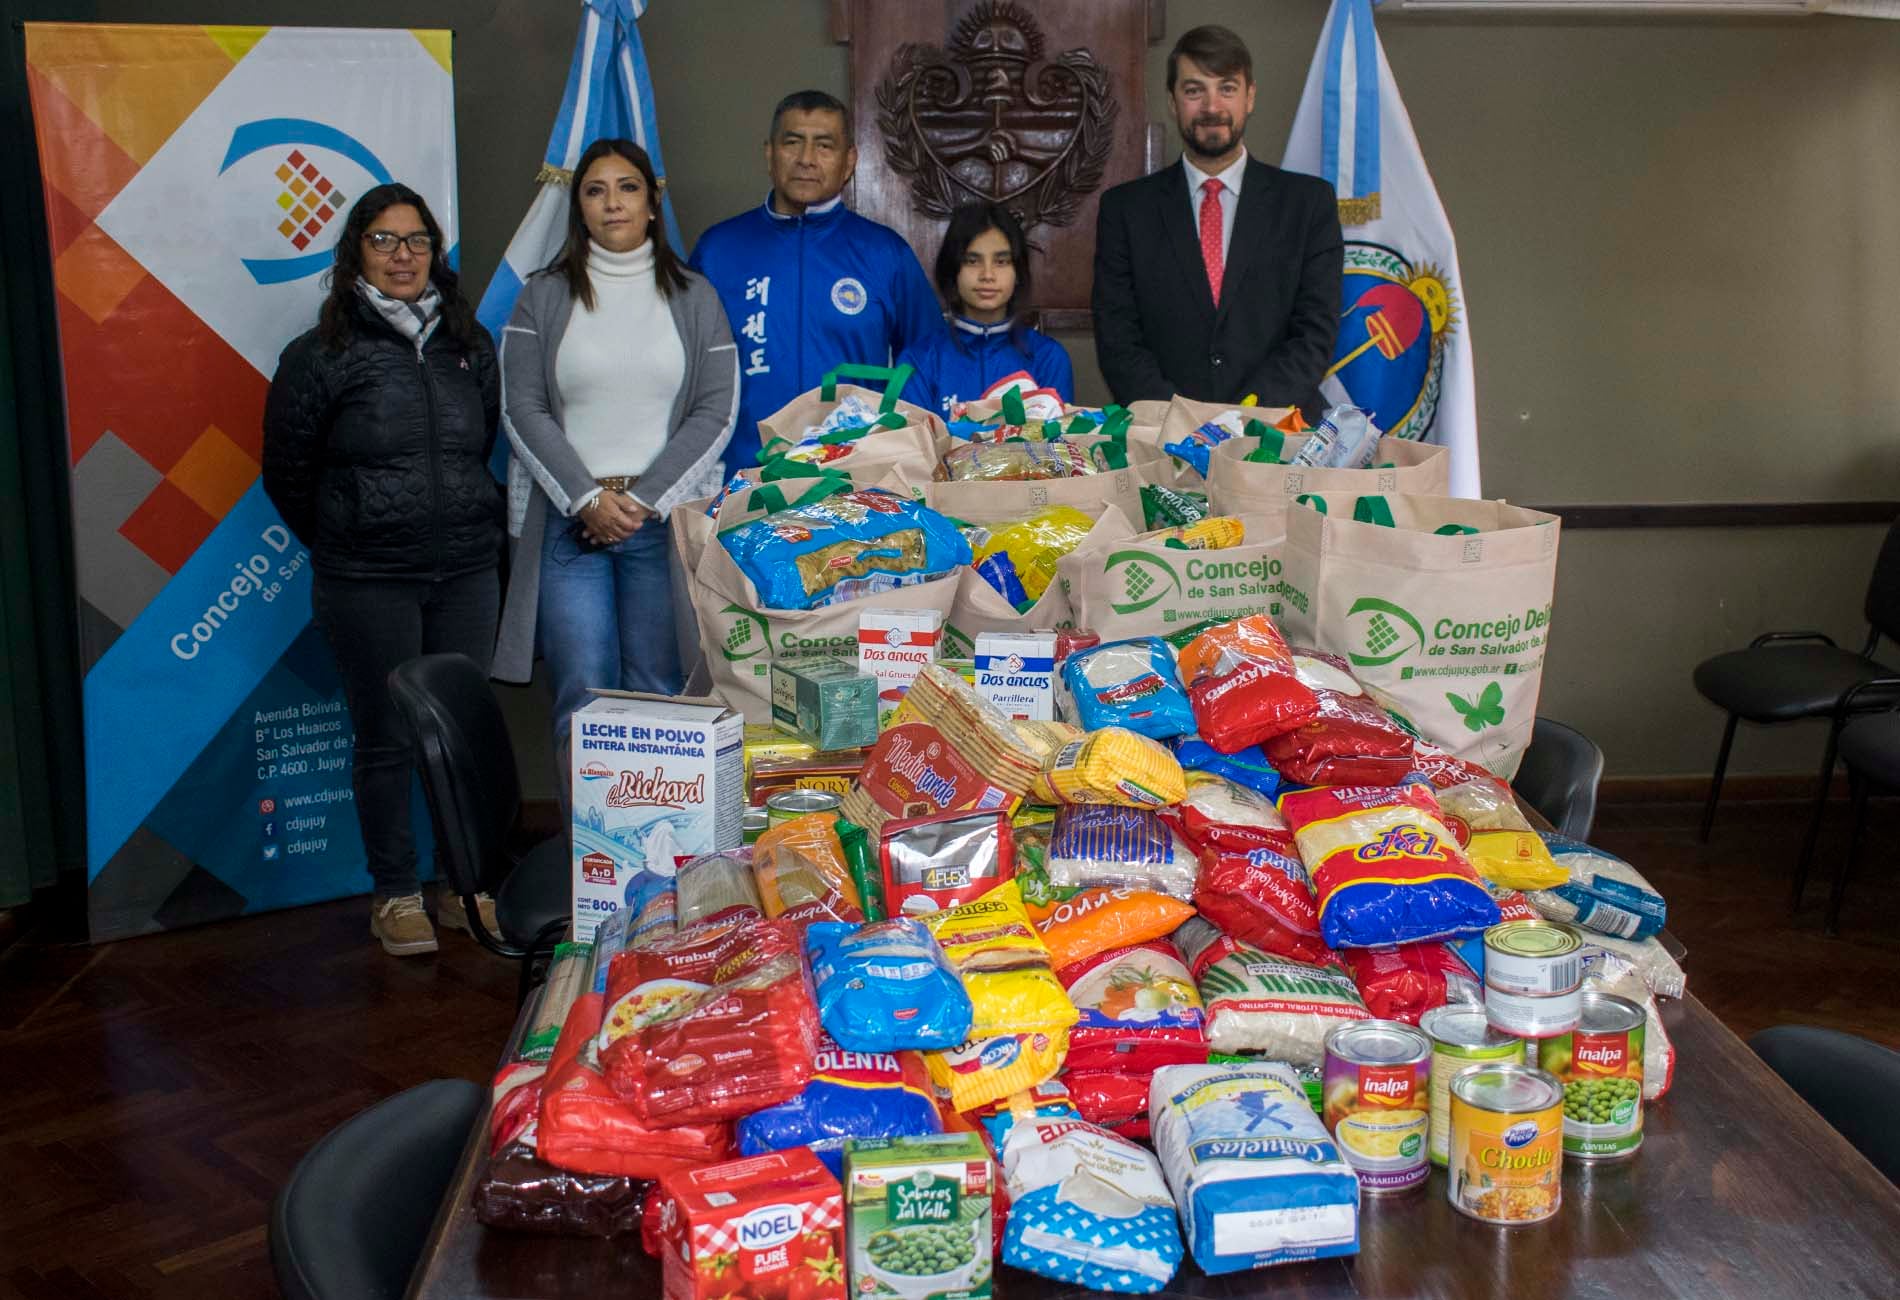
[[1059, 940, 1207, 1074], [1177, 616, 1321, 754], [1174, 916, 1368, 1065], [1048, 805, 1200, 902], [971, 506, 1095, 603], [597, 915, 820, 1126], [1530, 834, 1667, 939], [735, 1034, 940, 1175], [1341, 942, 1484, 1025], [1140, 483, 1209, 529], [751, 812, 864, 924], [1432, 777, 1567, 891], [1062, 638, 1196, 740], [717, 487, 971, 611], [1001, 1116, 1184, 1294], [1037, 888, 1197, 973], [1170, 735, 1284, 798], [805, 917, 973, 1052], [1279, 782, 1500, 949], [1036, 728, 1186, 809], [1191, 834, 1330, 965], [1262, 651, 1419, 786], [674, 848, 763, 928], [926, 1029, 1072, 1113], [1579, 931, 1686, 1000], [924, 880, 1079, 1037], [1149, 1062, 1360, 1274], [879, 809, 1014, 917], [1163, 770, 1289, 849]]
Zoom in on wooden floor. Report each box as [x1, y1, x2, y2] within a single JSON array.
[[2, 797, 1897, 1299]]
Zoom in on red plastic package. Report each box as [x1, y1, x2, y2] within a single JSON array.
[[1059, 941, 1208, 1074], [1192, 830, 1332, 965], [1176, 615, 1321, 754], [1262, 650, 1417, 785], [1062, 1069, 1157, 1139], [1342, 942, 1484, 1025], [1494, 888, 1538, 923], [599, 916, 821, 1127], [538, 992, 736, 1180]]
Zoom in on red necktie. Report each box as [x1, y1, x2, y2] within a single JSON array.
[[1199, 177, 1225, 305]]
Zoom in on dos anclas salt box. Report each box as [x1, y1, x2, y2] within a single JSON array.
[[974, 631, 1056, 721], [858, 608, 942, 727], [570, 693, 744, 942]]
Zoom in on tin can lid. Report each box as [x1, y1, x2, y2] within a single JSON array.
[[1485, 920, 1583, 961], [1451, 1063, 1562, 1111], [1577, 990, 1646, 1034], [766, 788, 842, 812], [743, 807, 769, 826], [1421, 1004, 1522, 1050], [1325, 1018, 1431, 1066]]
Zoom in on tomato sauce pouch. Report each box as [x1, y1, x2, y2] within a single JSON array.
[[1036, 887, 1196, 972], [1262, 650, 1418, 786], [1191, 832, 1332, 965], [1278, 783, 1501, 949], [734, 1034, 941, 1176], [1342, 942, 1483, 1025], [1058, 940, 1207, 1075], [1177, 615, 1320, 753]]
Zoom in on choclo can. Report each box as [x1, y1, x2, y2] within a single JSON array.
[[1538, 991, 1646, 1161], [1322, 1020, 1432, 1192], [1448, 1063, 1564, 1225], [1421, 1005, 1526, 1168], [765, 788, 841, 827]]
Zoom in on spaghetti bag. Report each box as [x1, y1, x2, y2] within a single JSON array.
[[1047, 805, 1200, 902], [1177, 615, 1320, 753], [716, 487, 972, 611], [805, 918, 973, 1052], [734, 1034, 940, 1175], [1037, 887, 1197, 973], [1261, 651, 1417, 786], [1279, 783, 1500, 949], [597, 916, 820, 1126], [924, 880, 1079, 1037], [1341, 942, 1483, 1025], [1174, 916, 1367, 1066], [1062, 637, 1196, 739], [1001, 1115, 1185, 1294], [1059, 940, 1207, 1074]]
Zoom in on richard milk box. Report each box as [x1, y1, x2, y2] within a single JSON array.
[[571, 693, 745, 943], [973, 632, 1056, 721]]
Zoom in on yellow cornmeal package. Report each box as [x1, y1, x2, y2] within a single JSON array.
[[1036, 727, 1187, 809], [925, 1027, 1072, 1114], [1435, 777, 1567, 891], [1141, 516, 1246, 551], [923, 880, 1078, 1038]]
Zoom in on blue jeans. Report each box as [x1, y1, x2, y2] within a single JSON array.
[[538, 513, 683, 788]]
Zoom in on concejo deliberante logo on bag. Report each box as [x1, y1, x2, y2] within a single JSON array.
[[718, 603, 769, 662], [1106, 550, 1180, 614], [1344, 596, 1426, 668]]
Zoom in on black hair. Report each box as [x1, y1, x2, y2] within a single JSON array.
[[317, 183, 474, 352], [934, 203, 1036, 352], [1167, 24, 1253, 93], [544, 138, 688, 310], [768, 89, 852, 141]]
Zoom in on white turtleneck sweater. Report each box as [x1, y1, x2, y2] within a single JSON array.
[[555, 239, 684, 482]]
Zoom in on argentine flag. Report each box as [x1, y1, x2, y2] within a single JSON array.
[[1283, 0, 1481, 498]]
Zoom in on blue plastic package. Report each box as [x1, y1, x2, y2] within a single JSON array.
[[735, 1035, 941, 1176], [805, 918, 974, 1052], [1063, 638, 1196, 739], [1532, 834, 1668, 939], [1171, 734, 1283, 798], [975, 551, 1031, 609], [1001, 1116, 1184, 1293], [1162, 412, 1250, 479], [717, 488, 971, 611]]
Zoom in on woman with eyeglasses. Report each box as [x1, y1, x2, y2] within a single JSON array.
[[492, 139, 738, 793], [263, 182, 505, 958]]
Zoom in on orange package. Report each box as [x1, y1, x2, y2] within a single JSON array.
[[751, 812, 863, 924], [1035, 885, 1197, 973]]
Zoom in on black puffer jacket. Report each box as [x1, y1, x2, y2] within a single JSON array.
[[263, 299, 504, 579]]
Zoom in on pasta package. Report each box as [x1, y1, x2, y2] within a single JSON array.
[[1341, 942, 1483, 1025], [1177, 616, 1320, 754], [1001, 1116, 1185, 1294], [1036, 888, 1197, 974], [750, 812, 864, 924], [1059, 939, 1207, 1074], [1279, 783, 1501, 950], [806, 918, 974, 1052], [1047, 805, 1200, 902], [1062, 638, 1196, 739], [717, 487, 972, 611], [1262, 651, 1418, 786], [1036, 728, 1187, 808], [1433, 777, 1567, 891], [1192, 835, 1330, 966], [1174, 916, 1368, 1065], [924, 880, 1080, 1037], [926, 1029, 1072, 1113]]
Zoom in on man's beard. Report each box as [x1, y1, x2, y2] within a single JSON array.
[[1181, 116, 1242, 161]]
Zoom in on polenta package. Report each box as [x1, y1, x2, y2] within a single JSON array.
[[1176, 615, 1320, 753], [1000, 1115, 1184, 1294], [735, 1034, 941, 1175], [1279, 782, 1500, 950]]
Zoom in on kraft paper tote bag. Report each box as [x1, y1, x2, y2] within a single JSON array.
[[1056, 504, 1290, 643]]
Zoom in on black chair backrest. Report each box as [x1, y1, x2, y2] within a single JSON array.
[[269, 1077, 483, 1299], [388, 653, 521, 898], [1511, 717, 1605, 841], [1751, 1026, 1900, 1185], [1864, 516, 1900, 647]]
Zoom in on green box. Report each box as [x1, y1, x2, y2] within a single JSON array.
[[769, 656, 879, 751], [843, 1133, 993, 1300]]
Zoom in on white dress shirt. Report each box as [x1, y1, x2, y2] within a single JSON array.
[[1183, 148, 1248, 263]]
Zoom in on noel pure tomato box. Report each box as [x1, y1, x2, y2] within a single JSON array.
[[571, 692, 745, 944], [843, 1132, 993, 1300], [657, 1148, 846, 1300]]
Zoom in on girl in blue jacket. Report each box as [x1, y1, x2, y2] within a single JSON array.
[[899, 203, 1075, 421]]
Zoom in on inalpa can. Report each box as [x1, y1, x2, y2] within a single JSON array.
[[1322, 1020, 1432, 1192], [1448, 1064, 1564, 1226], [764, 788, 841, 828], [1537, 991, 1646, 1161], [1483, 920, 1583, 1038], [1420, 1005, 1526, 1168]]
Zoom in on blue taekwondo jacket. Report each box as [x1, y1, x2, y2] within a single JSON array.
[[688, 193, 942, 469], [897, 316, 1076, 421]]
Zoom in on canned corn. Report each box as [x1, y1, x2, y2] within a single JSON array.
[[1448, 1064, 1563, 1225], [1322, 1020, 1432, 1192]]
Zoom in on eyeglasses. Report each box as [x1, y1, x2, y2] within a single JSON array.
[[363, 231, 435, 255]]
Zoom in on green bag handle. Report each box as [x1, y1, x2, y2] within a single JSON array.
[[1002, 385, 1028, 428], [1352, 496, 1397, 528], [821, 362, 914, 413], [715, 472, 848, 534], [1096, 440, 1129, 471], [1243, 418, 1286, 465], [1063, 412, 1099, 435], [1097, 406, 1133, 440], [1433, 523, 1480, 536], [1296, 492, 1327, 515]]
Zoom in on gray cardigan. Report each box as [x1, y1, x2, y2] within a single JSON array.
[[492, 263, 739, 683]]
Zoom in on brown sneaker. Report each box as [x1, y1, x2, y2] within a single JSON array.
[[370, 893, 438, 956], [438, 890, 500, 939]]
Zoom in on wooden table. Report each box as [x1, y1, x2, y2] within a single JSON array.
[[410, 982, 1900, 1299]]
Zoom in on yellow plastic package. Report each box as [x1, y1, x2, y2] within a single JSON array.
[[924, 880, 1079, 1037], [1036, 727, 1187, 809], [1143, 516, 1245, 550], [971, 506, 1095, 602], [925, 1028, 1071, 1113], [1436, 778, 1568, 891]]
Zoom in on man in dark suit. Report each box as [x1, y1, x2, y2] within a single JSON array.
[[1092, 25, 1342, 419]]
